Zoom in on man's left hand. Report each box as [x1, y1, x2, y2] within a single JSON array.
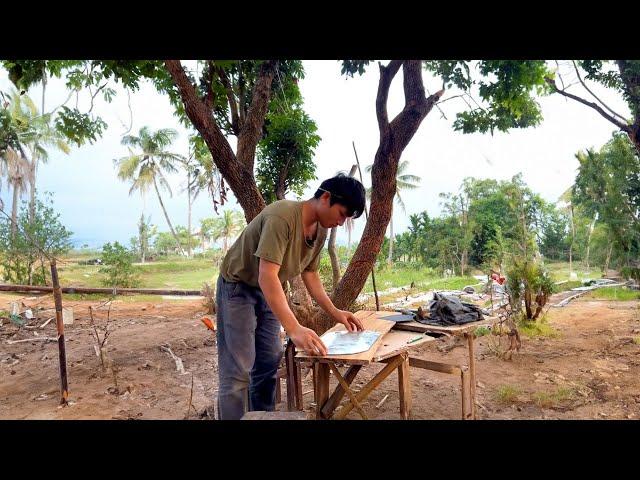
[[333, 309, 364, 332]]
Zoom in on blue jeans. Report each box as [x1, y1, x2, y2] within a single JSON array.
[[216, 275, 284, 420]]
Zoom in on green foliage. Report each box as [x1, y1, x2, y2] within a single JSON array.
[[99, 242, 140, 288], [54, 107, 107, 146], [340, 60, 372, 78], [0, 193, 73, 285], [516, 315, 559, 338], [505, 257, 555, 320], [573, 133, 640, 268], [200, 210, 245, 252], [621, 266, 640, 283], [154, 232, 180, 256], [474, 326, 491, 337], [257, 107, 320, 203]]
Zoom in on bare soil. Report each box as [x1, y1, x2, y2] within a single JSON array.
[[1, 291, 639, 420]]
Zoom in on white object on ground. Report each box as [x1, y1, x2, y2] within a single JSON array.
[[62, 307, 74, 325]]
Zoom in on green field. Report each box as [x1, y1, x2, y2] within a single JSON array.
[[57, 256, 218, 290]]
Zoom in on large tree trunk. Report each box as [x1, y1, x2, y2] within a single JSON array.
[[187, 181, 192, 257], [569, 204, 575, 276], [165, 60, 277, 223], [616, 61, 640, 155], [29, 160, 37, 225], [153, 177, 185, 256], [327, 60, 443, 323], [289, 274, 314, 329], [10, 180, 19, 240], [140, 213, 146, 264], [328, 227, 340, 292], [387, 208, 394, 264], [584, 215, 597, 270]]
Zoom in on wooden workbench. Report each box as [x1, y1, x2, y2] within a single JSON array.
[[293, 310, 497, 420], [295, 311, 436, 419], [373, 310, 499, 419]]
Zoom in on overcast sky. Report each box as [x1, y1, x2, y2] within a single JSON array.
[[0, 61, 630, 249]]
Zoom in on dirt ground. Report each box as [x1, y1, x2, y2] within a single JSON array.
[[1, 291, 639, 420]]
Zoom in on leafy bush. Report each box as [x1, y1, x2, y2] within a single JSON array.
[[99, 242, 140, 288], [0, 194, 72, 285]]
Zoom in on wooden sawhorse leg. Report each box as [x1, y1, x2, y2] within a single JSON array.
[[332, 352, 409, 420], [398, 354, 411, 420], [284, 340, 303, 411], [408, 357, 471, 420]]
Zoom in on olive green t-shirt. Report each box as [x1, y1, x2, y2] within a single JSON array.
[[219, 200, 327, 287]]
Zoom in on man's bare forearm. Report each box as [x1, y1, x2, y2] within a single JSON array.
[[301, 270, 339, 318], [258, 270, 301, 333]]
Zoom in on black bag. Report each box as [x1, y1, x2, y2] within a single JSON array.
[[417, 292, 484, 326]]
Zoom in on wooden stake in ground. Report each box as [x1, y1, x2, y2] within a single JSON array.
[[50, 259, 69, 405]]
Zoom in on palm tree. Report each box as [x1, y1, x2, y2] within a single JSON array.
[[1, 147, 30, 238], [115, 126, 186, 256], [365, 160, 421, 264], [1, 92, 67, 232], [178, 138, 225, 257], [1, 90, 70, 225], [211, 210, 244, 253]]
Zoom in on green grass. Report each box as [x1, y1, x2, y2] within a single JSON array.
[[363, 266, 477, 294], [532, 387, 575, 408], [633, 337, 640, 345], [495, 385, 521, 404], [517, 316, 559, 338], [62, 293, 161, 302], [474, 326, 491, 337], [586, 287, 640, 301], [545, 261, 597, 282], [555, 280, 584, 292], [56, 256, 218, 290]]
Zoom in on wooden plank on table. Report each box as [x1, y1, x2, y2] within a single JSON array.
[[373, 330, 436, 361], [408, 357, 462, 375], [296, 311, 394, 365]]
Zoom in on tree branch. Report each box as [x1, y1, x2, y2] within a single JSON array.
[[546, 77, 630, 131], [215, 64, 240, 135], [572, 60, 628, 122], [165, 60, 266, 221], [202, 61, 216, 112], [236, 60, 278, 170], [375, 60, 403, 135]]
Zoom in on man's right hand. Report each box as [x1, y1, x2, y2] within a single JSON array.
[[288, 325, 328, 356]]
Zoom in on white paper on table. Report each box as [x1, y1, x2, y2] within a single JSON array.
[[320, 330, 381, 355]]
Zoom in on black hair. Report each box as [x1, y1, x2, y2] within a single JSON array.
[[313, 173, 366, 219]]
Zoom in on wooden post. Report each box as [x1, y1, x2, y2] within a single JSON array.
[[285, 341, 297, 410], [466, 332, 477, 419], [320, 365, 362, 419], [50, 259, 68, 405], [397, 353, 411, 420], [293, 357, 303, 411], [461, 369, 468, 420], [315, 363, 330, 419]]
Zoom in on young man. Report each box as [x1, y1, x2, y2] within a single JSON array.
[[216, 173, 366, 420]]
